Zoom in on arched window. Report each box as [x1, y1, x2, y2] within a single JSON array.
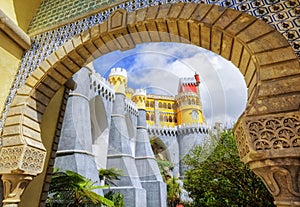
[[146, 113, 150, 120], [159, 102, 162, 108], [168, 103, 171, 109], [151, 114, 155, 121], [163, 102, 167, 108], [160, 114, 163, 121], [169, 116, 172, 122], [164, 116, 168, 122], [150, 101, 154, 108]]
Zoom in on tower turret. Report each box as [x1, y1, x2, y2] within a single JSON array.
[[132, 89, 147, 110], [176, 75, 205, 125], [108, 67, 127, 94], [194, 73, 200, 86]]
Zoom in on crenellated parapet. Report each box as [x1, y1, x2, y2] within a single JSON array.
[[179, 77, 198, 86], [147, 124, 210, 136], [125, 98, 138, 116], [89, 72, 115, 101], [177, 123, 209, 135], [147, 125, 178, 137]]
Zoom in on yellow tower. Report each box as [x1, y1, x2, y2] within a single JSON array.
[[132, 89, 147, 110], [125, 87, 134, 99], [108, 67, 127, 95], [176, 75, 205, 125]]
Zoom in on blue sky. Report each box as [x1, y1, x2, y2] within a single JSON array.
[[93, 42, 247, 127]]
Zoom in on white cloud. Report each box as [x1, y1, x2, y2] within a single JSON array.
[[93, 42, 247, 126]]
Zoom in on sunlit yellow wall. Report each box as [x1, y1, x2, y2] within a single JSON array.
[[0, 31, 23, 112], [176, 105, 204, 125], [0, 0, 17, 23], [125, 88, 134, 100], [108, 75, 127, 95], [13, 0, 42, 32], [0, 0, 41, 31], [146, 97, 177, 128], [0, 0, 41, 119], [20, 87, 65, 207], [157, 98, 176, 127]]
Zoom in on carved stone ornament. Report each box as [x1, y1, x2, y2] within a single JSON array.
[[250, 158, 300, 206], [247, 116, 300, 151], [0, 145, 46, 175], [234, 112, 300, 163], [1, 173, 33, 206]]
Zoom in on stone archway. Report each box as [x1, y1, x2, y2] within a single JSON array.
[[0, 3, 299, 206]]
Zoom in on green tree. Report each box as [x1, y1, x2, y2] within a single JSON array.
[[98, 168, 123, 185], [183, 130, 275, 207], [156, 159, 174, 181], [166, 176, 182, 207], [104, 191, 125, 207], [47, 168, 114, 207], [155, 158, 182, 206], [98, 168, 125, 207]]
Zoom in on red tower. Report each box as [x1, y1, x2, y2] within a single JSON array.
[[178, 73, 200, 94]]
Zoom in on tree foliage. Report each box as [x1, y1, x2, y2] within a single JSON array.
[[155, 158, 182, 206], [98, 168, 124, 186], [98, 168, 125, 207], [166, 176, 182, 207], [104, 191, 125, 207], [183, 130, 275, 207], [47, 168, 114, 207]]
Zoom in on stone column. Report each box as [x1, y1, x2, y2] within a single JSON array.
[[106, 68, 146, 207], [133, 90, 167, 207], [106, 93, 147, 207], [55, 68, 100, 186], [234, 113, 300, 207]]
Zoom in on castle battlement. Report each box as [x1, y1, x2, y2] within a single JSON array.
[[177, 123, 209, 135], [109, 67, 127, 79], [90, 72, 115, 100], [125, 98, 138, 116], [175, 91, 200, 100], [147, 123, 210, 136], [147, 125, 178, 136], [133, 89, 147, 97], [179, 77, 197, 85], [146, 94, 174, 100]]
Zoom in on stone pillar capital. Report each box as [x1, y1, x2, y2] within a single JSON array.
[[0, 144, 46, 206], [2, 173, 34, 206], [234, 111, 300, 206]]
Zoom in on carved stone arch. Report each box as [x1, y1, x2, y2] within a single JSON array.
[[150, 137, 172, 163], [0, 2, 300, 206]]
